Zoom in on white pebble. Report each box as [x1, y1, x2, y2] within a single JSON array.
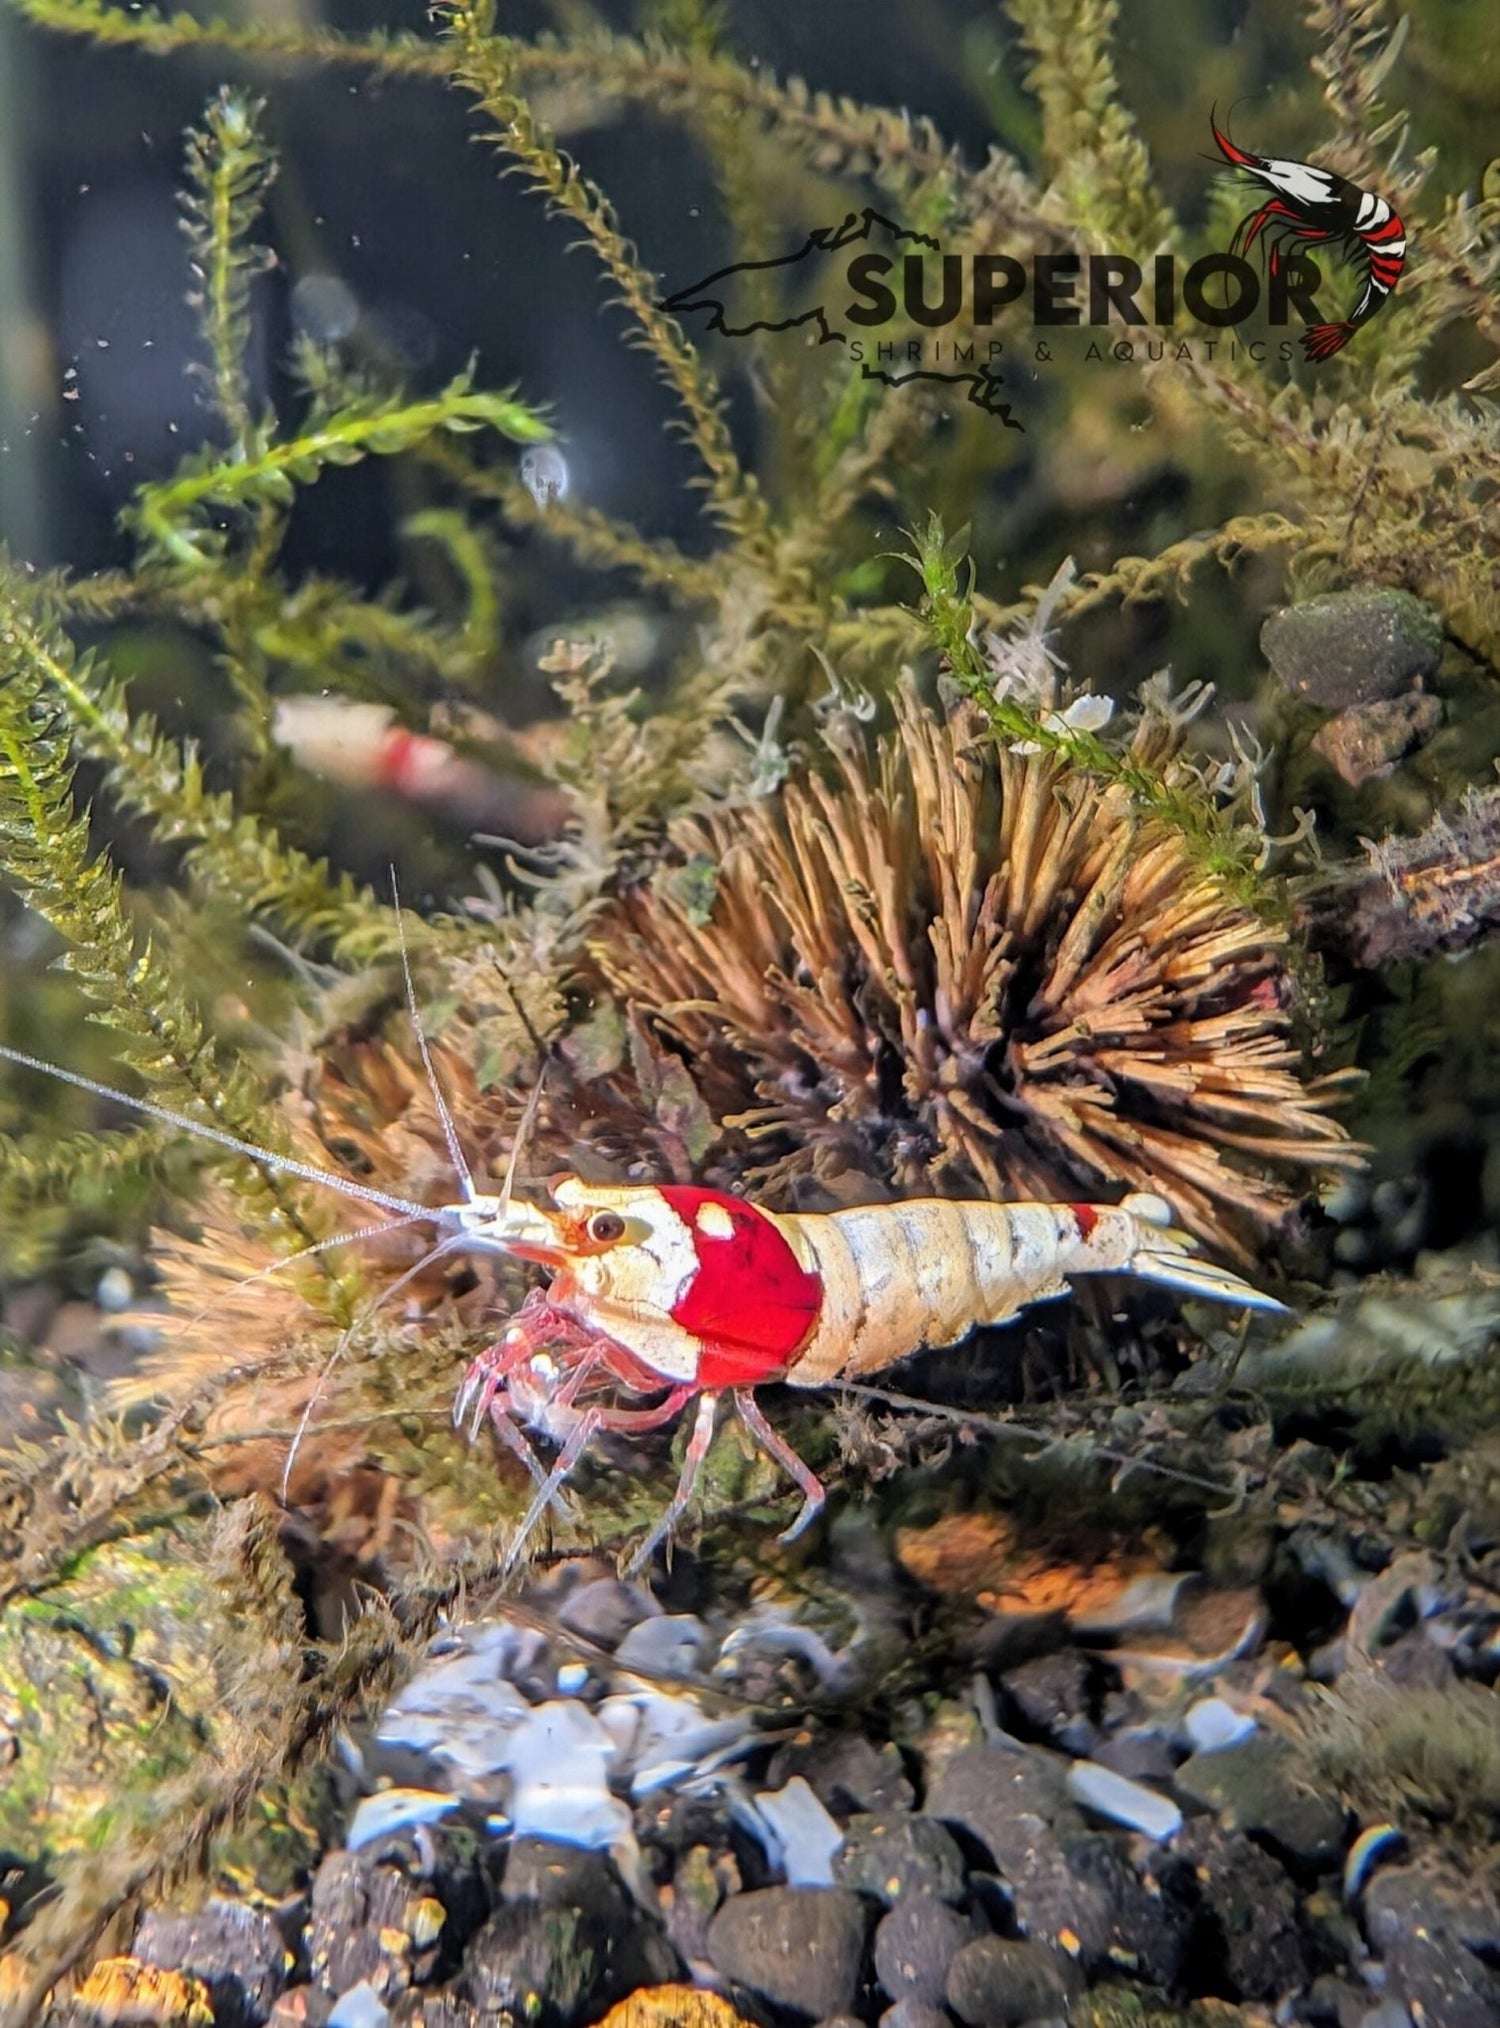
[[1183, 1697, 1257, 1754], [749, 1776, 845, 1887], [329, 1981, 391, 2028], [1066, 1760, 1182, 1842], [346, 1786, 458, 1852], [501, 1700, 632, 1848], [1321, 1178, 1369, 1224], [95, 1265, 134, 1312]]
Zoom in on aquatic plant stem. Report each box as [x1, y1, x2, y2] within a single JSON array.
[[907, 514, 1272, 904], [443, 0, 776, 566], [130, 378, 552, 568]]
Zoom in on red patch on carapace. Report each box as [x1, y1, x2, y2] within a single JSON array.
[[1071, 1203, 1100, 1240], [659, 1186, 823, 1388]]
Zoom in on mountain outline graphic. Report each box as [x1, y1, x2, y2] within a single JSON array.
[[661, 207, 1023, 430]]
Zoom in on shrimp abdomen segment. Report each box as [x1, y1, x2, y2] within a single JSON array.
[[773, 1195, 1286, 1384], [772, 1199, 1073, 1384]]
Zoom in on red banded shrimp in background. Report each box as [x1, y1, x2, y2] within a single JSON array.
[[1211, 112, 1407, 362]]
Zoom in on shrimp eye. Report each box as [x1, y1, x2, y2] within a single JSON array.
[[587, 1210, 627, 1245]]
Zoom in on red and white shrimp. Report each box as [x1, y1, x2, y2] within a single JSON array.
[[0, 1038, 1289, 1577], [449, 1176, 1289, 1573], [1211, 113, 1406, 362]]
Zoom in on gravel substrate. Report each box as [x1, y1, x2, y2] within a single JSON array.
[[51, 1525, 1500, 2028]]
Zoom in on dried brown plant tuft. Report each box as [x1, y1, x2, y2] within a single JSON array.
[[591, 683, 1359, 1260]]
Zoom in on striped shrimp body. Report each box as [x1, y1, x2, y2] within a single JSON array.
[[453, 1178, 1289, 1572], [1211, 114, 1406, 361]]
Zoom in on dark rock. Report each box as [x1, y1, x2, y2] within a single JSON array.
[[1062, 1835, 1189, 1989], [555, 1576, 657, 1648], [500, 1839, 631, 1917], [925, 1745, 1075, 1879], [834, 1815, 968, 1906], [307, 1856, 422, 2003], [1304, 1973, 1364, 2024], [1000, 1654, 1097, 1757], [1175, 1820, 1306, 2003], [1378, 1630, 1455, 1691], [306, 1844, 487, 2003], [396, 1998, 482, 2028], [1365, 1862, 1500, 1956], [466, 1896, 678, 2028], [874, 1895, 972, 2006], [708, 1887, 870, 2020], [134, 1899, 290, 2028], [767, 1732, 915, 1815], [1311, 692, 1444, 787], [1261, 589, 1443, 712], [663, 1843, 730, 1965], [1365, 1863, 1500, 2028], [1376, 1932, 1500, 2028], [944, 1937, 1073, 2027], [1174, 1734, 1348, 1866], [994, 1841, 1114, 1964], [1090, 1728, 1178, 1785]]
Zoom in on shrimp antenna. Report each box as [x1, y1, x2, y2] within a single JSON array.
[[499, 1057, 548, 1219], [0, 1043, 433, 1223], [171, 1211, 432, 1341], [280, 1228, 472, 1501], [391, 871, 476, 1205]]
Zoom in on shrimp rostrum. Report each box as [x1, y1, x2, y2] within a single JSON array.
[[0, 1040, 1288, 1578]]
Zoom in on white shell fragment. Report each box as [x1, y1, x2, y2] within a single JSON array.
[[359, 1585, 857, 1870], [743, 1776, 846, 1887], [329, 1984, 392, 2028], [500, 1699, 634, 1849], [1066, 1759, 1183, 1843], [346, 1787, 459, 1853], [601, 1682, 758, 1797], [1183, 1697, 1258, 1755]]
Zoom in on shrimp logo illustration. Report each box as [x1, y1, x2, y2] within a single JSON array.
[[1211, 113, 1407, 361]]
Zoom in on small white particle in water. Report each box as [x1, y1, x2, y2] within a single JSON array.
[[520, 444, 569, 508]]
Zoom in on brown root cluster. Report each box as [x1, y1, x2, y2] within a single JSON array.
[[591, 683, 1359, 1260]]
